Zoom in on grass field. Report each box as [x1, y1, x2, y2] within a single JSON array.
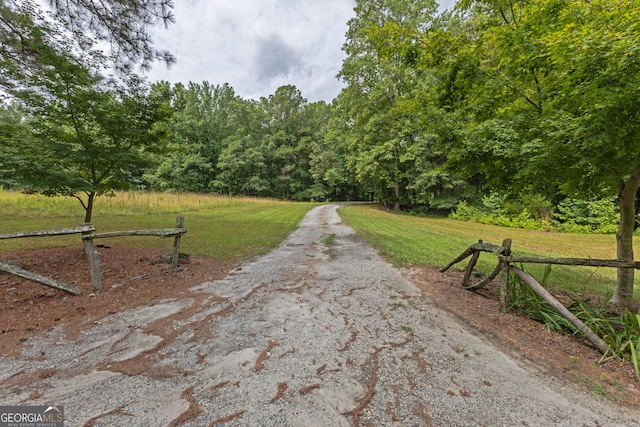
[[2, 191, 639, 301], [0, 190, 314, 262], [339, 204, 640, 300]]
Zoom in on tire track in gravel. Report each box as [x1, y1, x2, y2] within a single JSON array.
[[2, 204, 640, 426]]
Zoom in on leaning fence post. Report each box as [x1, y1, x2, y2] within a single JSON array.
[[510, 266, 609, 354], [172, 216, 185, 270], [499, 239, 512, 309], [82, 226, 102, 291], [462, 240, 482, 287]]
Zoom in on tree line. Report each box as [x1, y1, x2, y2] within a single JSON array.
[[1, 0, 639, 308]]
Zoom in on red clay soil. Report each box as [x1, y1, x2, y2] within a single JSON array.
[[1, 246, 639, 409]]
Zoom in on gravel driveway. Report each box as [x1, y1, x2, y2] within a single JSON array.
[[2, 204, 639, 426]]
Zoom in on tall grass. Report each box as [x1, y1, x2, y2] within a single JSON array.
[[0, 188, 282, 218], [0, 190, 314, 261], [338, 204, 640, 300]]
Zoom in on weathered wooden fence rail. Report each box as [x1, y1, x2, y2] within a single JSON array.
[[440, 239, 511, 291], [0, 217, 186, 295], [510, 266, 609, 354], [81, 216, 187, 291], [0, 225, 95, 295], [441, 239, 637, 355], [0, 225, 96, 240], [503, 256, 640, 269]]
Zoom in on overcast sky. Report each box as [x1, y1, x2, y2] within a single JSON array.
[[146, 0, 457, 103]]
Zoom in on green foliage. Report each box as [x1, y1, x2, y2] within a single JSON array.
[[0, 0, 174, 91], [450, 195, 619, 234], [555, 198, 619, 234], [324, 233, 337, 246], [503, 193, 554, 221], [405, 162, 478, 212], [147, 83, 332, 201], [450, 200, 553, 231], [147, 82, 239, 193], [1, 74, 172, 222], [0, 104, 37, 188], [337, 0, 442, 210], [586, 308, 640, 384], [507, 266, 574, 334], [442, 0, 640, 307], [448, 200, 477, 221]]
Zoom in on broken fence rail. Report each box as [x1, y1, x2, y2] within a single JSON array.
[[0, 225, 94, 295], [440, 239, 637, 355]]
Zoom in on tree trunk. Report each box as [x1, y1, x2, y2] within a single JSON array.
[[393, 179, 401, 211], [392, 146, 401, 211], [84, 192, 96, 223], [609, 164, 640, 310]]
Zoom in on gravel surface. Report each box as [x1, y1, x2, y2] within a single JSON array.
[[2, 204, 639, 426]]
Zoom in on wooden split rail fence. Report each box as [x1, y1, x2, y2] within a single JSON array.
[[0, 216, 187, 295], [440, 239, 639, 355]]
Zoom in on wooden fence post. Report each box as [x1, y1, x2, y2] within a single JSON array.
[[172, 216, 185, 270], [462, 240, 482, 287], [499, 239, 512, 309], [82, 227, 102, 291]]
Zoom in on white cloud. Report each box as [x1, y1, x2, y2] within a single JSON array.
[[146, 0, 457, 103], [147, 0, 356, 102]]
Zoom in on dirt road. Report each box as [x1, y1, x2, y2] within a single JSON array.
[[2, 204, 639, 426]]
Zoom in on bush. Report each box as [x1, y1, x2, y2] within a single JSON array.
[[451, 196, 619, 234], [449, 200, 480, 221], [504, 193, 554, 220], [450, 201, 553, 231], [555, 198, 619, 234]]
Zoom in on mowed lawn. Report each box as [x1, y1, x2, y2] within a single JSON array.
[[2, 191, 639, 301], [339, 204, 640, 300], [0, 191, 314, 262]]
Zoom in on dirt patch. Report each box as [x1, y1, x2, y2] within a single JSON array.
[[1, 245, 639, 411], [403, 266, 640, 409], [0, 246, 233, 358]]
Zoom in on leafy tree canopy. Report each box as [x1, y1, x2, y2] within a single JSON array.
[[0, 0, 175, 82]]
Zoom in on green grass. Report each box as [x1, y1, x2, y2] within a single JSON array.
[[338, 204, 640, 300], [0, 190, 315, 263], [324, 233, 337, 246], [4, 191, 640, 301]]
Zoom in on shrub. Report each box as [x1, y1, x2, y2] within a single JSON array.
[[504, 193, 554, 220], [449, 200, 481, 221], [555, 198, 619, 234], [450, 202, 553, 231], [451, 196, 618, 234]]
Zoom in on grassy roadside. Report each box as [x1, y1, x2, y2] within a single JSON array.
[[338, 204, 640, 300], [0, 191, 315, 263]]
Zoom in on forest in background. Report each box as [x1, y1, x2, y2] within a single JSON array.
[[3, 0, 637, 225]]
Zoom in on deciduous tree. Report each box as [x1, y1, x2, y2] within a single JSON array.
[[448, 0, 640, 308], [338, 0, 439, 210], [2, 73, 171, 222]]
